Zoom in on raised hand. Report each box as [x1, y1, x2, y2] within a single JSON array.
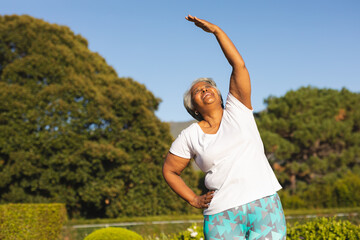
[[185, 15, 218, 34], [189, 191, 215, 209]]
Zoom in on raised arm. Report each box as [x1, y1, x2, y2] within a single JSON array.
[[186, 15, 252, 110], [163, 152, 214, 209]]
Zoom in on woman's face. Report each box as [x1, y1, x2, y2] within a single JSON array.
[[191, 81, 221, 110]]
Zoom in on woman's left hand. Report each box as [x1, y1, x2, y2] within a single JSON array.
[[185, 15, 218, 34], [189, 191, 215, 209]]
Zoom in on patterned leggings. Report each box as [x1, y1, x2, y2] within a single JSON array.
[[204, 194, 286, 240]]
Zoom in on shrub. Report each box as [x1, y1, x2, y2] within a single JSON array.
[[333, 173, 360, 207], [171, 223, 204, 240], [84, 227, 143, 240], [278, 190, 306, 209], [0, 203, 67, 240], [169, 218, 360, 240], [279, 173, 360, 209], [287, 217, 360, 240]]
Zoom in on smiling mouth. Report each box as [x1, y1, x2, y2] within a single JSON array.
[[202, 93, 211, 99]]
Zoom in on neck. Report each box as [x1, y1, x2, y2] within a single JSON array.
[[199, 106, 223, 128]]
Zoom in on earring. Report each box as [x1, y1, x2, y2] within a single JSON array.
[[195, 111, 199, 115]]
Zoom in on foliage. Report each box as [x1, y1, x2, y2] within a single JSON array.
[[170, 223, 204, 240], [84, 227, 143, 240], [277, 190, 306, 209], [0, 203, 67, 240], [279, 171, 360, 209], [0, 14, 199, 218], [287, 217, 360, 240], [257, 86, 360, 199], [300, 172, 360, 208]]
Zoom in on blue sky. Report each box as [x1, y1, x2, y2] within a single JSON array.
[[2, 0, 359, 122]]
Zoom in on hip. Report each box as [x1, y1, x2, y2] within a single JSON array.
[[203, 193, 286, 239]]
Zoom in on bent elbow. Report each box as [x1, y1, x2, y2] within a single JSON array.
[[233, 63, 246, 71]]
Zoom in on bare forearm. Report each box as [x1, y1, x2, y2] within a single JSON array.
[[213, 27, 245, 69], [186, 14, 252, 108], [163, 152, 214, 209], [163, 170, 197, 204]]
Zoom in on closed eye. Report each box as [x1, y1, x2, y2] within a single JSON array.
[[192, 88, 201, 95], [192, 84, 213, 96]]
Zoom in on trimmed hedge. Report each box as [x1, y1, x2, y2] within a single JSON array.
[[0, 203, 67, 240], [84, 227, 143, 240], [287, 217, 360, 240]]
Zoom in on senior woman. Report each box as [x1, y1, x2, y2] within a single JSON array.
[[163, 15, 286, 240]]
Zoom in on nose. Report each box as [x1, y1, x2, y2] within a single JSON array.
[[202, 87, 208, 93]]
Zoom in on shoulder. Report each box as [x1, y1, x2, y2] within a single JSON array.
[[177, 123, 198, 138], [172, 122, 199, 144], [170, 123, 198, 159], [225, 93, 254, 113]]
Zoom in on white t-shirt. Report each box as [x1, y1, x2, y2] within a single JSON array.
[[170, 93, 282, 215]]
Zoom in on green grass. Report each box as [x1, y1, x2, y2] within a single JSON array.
[[65, 207, 360, 226], [62, 207, 360, 240], [62, 222, 195, 240], [66, 214, 203, 226], [284, 207, 360, 216]]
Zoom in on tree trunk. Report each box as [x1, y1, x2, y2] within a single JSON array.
[[290, 174, 296, 194]]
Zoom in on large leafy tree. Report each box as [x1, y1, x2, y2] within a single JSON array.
[[0, 15, 199, 218], [257, 87, 360, 194]]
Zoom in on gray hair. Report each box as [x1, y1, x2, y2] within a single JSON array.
[[183, 78, 224, 121]]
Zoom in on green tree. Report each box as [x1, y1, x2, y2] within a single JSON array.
[[0, 15, 199, 218], [257, 87, 360, 194]]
